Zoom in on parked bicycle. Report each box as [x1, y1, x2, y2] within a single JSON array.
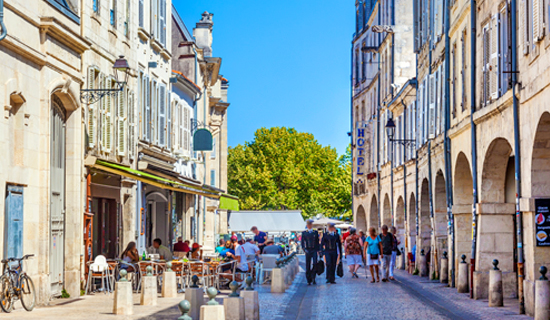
[[0, 254, 35, 313]]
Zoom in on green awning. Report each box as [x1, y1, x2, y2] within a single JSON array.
[[219, 194, 239, 211]]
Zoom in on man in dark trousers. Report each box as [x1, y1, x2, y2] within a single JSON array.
[[322, 222, 342, 284], [301, 219, 320, 285]]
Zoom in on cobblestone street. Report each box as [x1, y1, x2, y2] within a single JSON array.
[[259, 257, 533, 320]]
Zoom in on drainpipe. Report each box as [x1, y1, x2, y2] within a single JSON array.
[[0, 0, 7, 41], [351, 43, 355, 226], [510, 0, 525, 313], [377, 51, 382, 228], [443, 0, 455, 288], [469, 0, 479, 296], [391, 126, 395, 225], [401, 99, 408, 251]]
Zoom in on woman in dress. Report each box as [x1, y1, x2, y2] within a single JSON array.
[[344, 228, 363, 278], [364, 227, 382, 282]]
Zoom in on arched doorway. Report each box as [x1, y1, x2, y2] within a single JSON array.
[[479, 138, 516, 298], [419, 179, 431, 258], [382, 194, 392, 228], [355, 205, 367, 233], [453, 152, 473, 281], [408, 193, 417, 253], [395, 196, 405, 250], [433, 170, 448, 278], [368, 195, 379, 230]]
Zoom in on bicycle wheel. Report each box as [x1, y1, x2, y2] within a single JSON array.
[[19, 274, 35, 311], [0, 274, 13, 313]]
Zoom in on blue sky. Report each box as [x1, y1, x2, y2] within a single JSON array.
[[175, 1, 353, 155]]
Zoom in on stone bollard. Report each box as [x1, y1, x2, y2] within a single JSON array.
[[489, 260, 503, 307], [162, 261, 178, 298], [419, 249, 428, 277], [400, 248, 406, 270], [458, 255, 469, 294], [240, 277, 259, 320], [140, 266, 157, 306], [178, 300, 192, 320], [224, 281, 245, 320], [535, 266, 550, 320], [200, 287, 225, 320], [440, 251, 449, 284], [185, 275, 205, 320], [113, 269, 133, 315], [271, 259, 286, 293]]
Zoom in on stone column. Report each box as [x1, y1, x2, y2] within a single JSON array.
[[458, 255, 469, 293], [535, 266, 550, 320], [200, 287, 225, 320], [271, 266, 286, 293], [185, 276, 205, 320], [140, 274, 158, 306], [162, 262, 178, 298], [489, 260, 503, 307], [224, 282, 245, 320], [440, 251, 449, 284], [113, 270, 133, 315], [418, 249, 428, 277], [240, 277, 260, 320]]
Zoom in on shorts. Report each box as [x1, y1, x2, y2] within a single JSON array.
[[367, 254, 380, 266], [346, 254, 363, 266]]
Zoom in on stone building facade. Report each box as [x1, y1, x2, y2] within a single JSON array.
[[352, 0, 550, 315]]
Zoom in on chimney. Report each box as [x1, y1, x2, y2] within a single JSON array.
[[194, 11, 213, 57]]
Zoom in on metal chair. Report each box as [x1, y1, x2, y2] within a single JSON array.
[[170, 261, 186, 292], [188, 261, 211, 289], [257, 254, 279, 284], [214, 260, 236, 290], [85, 255, 113, 295]]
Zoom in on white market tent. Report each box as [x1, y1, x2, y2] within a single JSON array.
[[228, 210, 306, 232], [311, 217, 342, 228]]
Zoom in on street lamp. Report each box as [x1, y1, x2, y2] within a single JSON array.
[[81, 55, 130, 104], [385, 118, 415, 147]]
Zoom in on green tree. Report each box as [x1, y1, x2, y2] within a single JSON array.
[[228, 127, 351, 218]]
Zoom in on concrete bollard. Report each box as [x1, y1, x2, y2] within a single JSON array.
[[224, 281, 245, 320], [240, 277, 259, 320], [113, 270, 133, 315], [400, 248, 406, 270], [535, 266, 550, 320], [140, 266, 157, 306], [457, 255, 469, 294], [271, 264, 286, 293], [162, 268, 178, 298], [178, 300, 192, 320], [440, 251, 449, 284], [185, 275, 205, 320], [489, 260, 503, 307], [200, 287, 225, 320], [419, 249, 428, 277]]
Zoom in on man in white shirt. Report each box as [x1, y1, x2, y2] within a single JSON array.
[[235, 238, 259, 272]]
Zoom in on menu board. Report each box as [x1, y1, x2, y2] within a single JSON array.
[[535, 199, 550, 247]]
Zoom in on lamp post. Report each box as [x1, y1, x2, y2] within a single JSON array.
[[80, 55, 130, 104], [385, 118, 415, 147]]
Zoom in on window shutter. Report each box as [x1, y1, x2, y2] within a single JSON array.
[[534, 0, 544, 41], [490, 15, 500, 100], [105, 80, 113, 153], [145, 76, 151, 142], [179, 105, 185, 154], [87, 67, 96, 148], [482, 26, 490, 105], [501, 3, 511, 93], [139, 0, 144, 28], [440, 65, 445, 131], [413, 0, 419, 51], [158, 84, 166, 146], [461, 32, 467, 111], [117, 88, 126, 157], [520, 0, 529, 54], [160, 0, 166, 46], [428, 74, 436, 139], [99, 73, 106, 151], [166, 90, 171, 150], [437, 67, 443, 135], [152, 0, 158, 39], [128, 91, 135, 159]]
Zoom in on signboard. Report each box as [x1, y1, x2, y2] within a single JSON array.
[[535, 198, 550, 246], [355, 123, 372, 184], [193, 129, 213, 151]]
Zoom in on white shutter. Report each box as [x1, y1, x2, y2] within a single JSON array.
[[159, 84, 166, 147], [139, 0, 144, 28], [167, 90, 171, 150], [160, 0, 166, 46], [490, 15, 500, 100], [179, 104, 184, 154], [151, 0, 158, 39], [105, 79, 113, 153], [145, 76, 151, 141], [428, 74, 436, 139], [87, 67, 96, 148], [520, 0, 529, 54], [436, 67, 442, 135], [117, 88, 126, 157], [440, 65, 446, 131], [99, 73, 106, 151], [128, 91, 135, 159], [534, 0, 544, 41]]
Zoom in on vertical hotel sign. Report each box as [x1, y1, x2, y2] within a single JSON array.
[[356, 127, 366, 182]]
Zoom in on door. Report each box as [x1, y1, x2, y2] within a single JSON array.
[[92, 198, 118, 259], [4, 185, 24, 259], [50, 98, 66, 295]]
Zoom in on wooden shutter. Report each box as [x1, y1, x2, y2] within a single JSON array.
[[501, 3, 511, 93], [520, 0, 529, 54], [105, 79, 113, 153], [414, 0, 419, 51], [128, 91, 135, 159], [5, 185, 24, 259], [482, 26, 490, 105], [534, 0, 544, 41], [159, 84, 166, 147], [490, 15, 500, 100], [145, 75, 151, 142], [461, 31, 467, 111], [151, 0, 158, 39], [139, 0, 144, 28], [99, 73, 106, 150], [87, 67, 96, 148], [117, 88, 126, 157], [166, 90, 171, 150], [160, 0, 166, 46], [440, 65, 445, 131], [428, 73, 436, 139], [437, 66, 443, 135]]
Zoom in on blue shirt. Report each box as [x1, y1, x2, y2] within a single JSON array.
[[254, 231, 267, 245], [365, 235, 381, 255], [220, 248, 235, 258]]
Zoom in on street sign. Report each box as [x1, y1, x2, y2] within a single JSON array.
[[193, 128, 213, 151], [535, 198, 550, 246]]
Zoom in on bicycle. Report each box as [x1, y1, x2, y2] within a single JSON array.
[[0, 254, 36, 313]]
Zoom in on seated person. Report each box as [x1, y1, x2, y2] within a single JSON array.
[[173, 236, 190, 253], [262, 239, 284, 257], [220, 240, 236, 259], [147, 238, 172, 260], [215, 239, 226, 255], [120, 241, 139, 272], [190, 243, 202, 260]]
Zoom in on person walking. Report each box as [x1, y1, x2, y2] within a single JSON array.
[[344, 228, 363, 278], [389, 226, 400, 280], [251, 226, 268, 253], [364, 227, 382, 282], [379, 225, 394, 282], [321, 222, 342, 284], [302, 219, 320, 285]]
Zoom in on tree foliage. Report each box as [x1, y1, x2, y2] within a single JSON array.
[[228, 127, 351, 218]]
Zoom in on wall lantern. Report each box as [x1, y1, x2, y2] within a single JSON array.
[[81, 55, 130, 104]]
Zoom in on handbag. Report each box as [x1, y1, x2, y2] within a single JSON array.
[[396, 249, 402, 256], [337, 261, 344, 278], [315, 260, 325, 275], [370, 254, 379, 260]]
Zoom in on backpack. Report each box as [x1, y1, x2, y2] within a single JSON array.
[[347, 235, 362, 255]]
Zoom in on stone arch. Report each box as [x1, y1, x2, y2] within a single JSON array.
[[368, 195, 379, 230], [408, 192, 417, 252], [531, 112, 550, 198], [395, 196, 405, 250], [433, 170, 448, 278], [355, 205, 367, 233], [419, 178, 431, 253], [453, 152, 474, 275], [382, 193, 392, 229], [480, 138, 514, 203]]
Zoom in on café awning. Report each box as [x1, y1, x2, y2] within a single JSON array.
[[219, 194, 239, 211], [87, 158, 221, 199], [228, 210, 305, 232]]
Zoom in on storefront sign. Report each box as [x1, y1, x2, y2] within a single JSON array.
[[535, 198, 550, 246], [356, 127, 365, 179]]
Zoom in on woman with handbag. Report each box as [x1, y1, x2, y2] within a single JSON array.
[[364, 227, 382, 283], [344, 228, 363, 278]]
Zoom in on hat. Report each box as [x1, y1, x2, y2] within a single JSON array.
[[245, 238, 253, 242], [306, 219, 314, 224], [328, 222, 336, 227], [230, 235, 238, 241], [192, 243, 201, 249]]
